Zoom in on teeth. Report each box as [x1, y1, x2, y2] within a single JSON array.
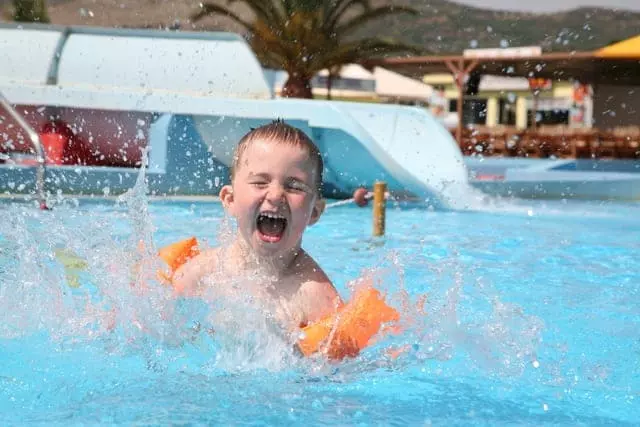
[[260, 212, 285, 219]]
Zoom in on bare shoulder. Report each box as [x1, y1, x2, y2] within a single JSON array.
[[295, 252, 343, 322], [172, 248, 221, 295]]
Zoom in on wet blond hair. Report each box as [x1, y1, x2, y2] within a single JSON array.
[[230, 119, 324, 195]]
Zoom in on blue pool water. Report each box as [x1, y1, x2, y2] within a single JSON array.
[[1, 192, 639, 425]]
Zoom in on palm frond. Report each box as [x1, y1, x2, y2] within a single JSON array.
[[317, 38, 423, 69], [325, 0, 371, 32], [279, 0, 295, 16], [288, 0, 326, 13], [226, 0, 282, 26]]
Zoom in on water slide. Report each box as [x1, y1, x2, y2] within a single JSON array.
[[0, 24, 470, 209], [192, 99, 469, 208]]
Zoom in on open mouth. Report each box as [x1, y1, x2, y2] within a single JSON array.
[[256, 212, 287, 243]]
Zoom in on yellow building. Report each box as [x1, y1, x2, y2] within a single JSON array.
[[423, 74, 592, 130]]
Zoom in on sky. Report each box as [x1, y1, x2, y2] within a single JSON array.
[[455, 0, 640, 12]]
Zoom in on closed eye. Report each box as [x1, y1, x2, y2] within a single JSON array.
[[247, 173, 270, 188], [286, 179, 312, 193]]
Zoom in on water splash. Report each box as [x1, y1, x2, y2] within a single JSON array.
[[0, 161, 305, 373], [0, 158, 544, 378], [339, 249, 544, 380]]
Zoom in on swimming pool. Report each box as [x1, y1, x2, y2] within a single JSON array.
[[1, 192, 639, 425]]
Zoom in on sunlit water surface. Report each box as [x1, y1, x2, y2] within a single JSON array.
[[1, 189, 639, 425]]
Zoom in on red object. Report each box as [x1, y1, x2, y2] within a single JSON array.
[[353, 187, 369, 207], [40, 132, 67, 165], [40, 121, 75, 165], [39, 121, 98, 166], [1, 106, 150, 167], [528, 78, 552, 91]]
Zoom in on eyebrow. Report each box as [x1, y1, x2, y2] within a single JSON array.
[[247, 172, 270, 179]]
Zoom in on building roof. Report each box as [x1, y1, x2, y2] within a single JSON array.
[[318, 64, 375, 81], [368, 34, 640, 85], [373, 67, 432, 100]]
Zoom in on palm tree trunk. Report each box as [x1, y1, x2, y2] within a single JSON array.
[[326, 73, 334, 100], [282, 74, 313, 99], [13, 0, 50, 23]]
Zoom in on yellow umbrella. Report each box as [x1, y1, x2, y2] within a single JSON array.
[[595, 35, 640, 59]]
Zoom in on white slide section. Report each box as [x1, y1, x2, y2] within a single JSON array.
[[192, 98, 471, 209]]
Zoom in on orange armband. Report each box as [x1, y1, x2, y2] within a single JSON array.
[[157, 236, 200, 285], [297, 286, 400, 360]]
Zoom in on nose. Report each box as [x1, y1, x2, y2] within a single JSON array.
[[265, 183, 285, 204]]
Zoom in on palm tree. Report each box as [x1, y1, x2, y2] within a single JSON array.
[[13, 0, 50, 23], [191, 0, 421, 98]]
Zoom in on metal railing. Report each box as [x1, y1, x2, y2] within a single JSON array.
[[0, 92, 48, 209]]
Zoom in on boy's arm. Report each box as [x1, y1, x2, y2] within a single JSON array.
[[293, 252, 343, 322], [299, 273, 343, 323], [171, 250, 218, 296]]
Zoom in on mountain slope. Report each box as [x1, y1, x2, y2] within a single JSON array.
[[367, 0, 640, 53]]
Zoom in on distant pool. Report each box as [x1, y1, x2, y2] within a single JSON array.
[[1, 196, 639, 425]]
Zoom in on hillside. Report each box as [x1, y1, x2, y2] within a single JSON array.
[[1, 0, 639, 54], [367, 0, 640, 53]]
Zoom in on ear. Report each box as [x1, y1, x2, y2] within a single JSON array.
[[308, 197, 325, 226], [219, 185, 234, 213]]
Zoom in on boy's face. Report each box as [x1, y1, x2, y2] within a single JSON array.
[[219, 139, 324, 259]]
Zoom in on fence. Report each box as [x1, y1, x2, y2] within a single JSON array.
[[453, 126, 640, 159]]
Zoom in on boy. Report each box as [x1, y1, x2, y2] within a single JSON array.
[[172, 120, 342, 330]]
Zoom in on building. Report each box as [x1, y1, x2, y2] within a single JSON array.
[[376, 37, 640, 135], [264, 64, 433, 105], [423, 74, 594, 130]]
